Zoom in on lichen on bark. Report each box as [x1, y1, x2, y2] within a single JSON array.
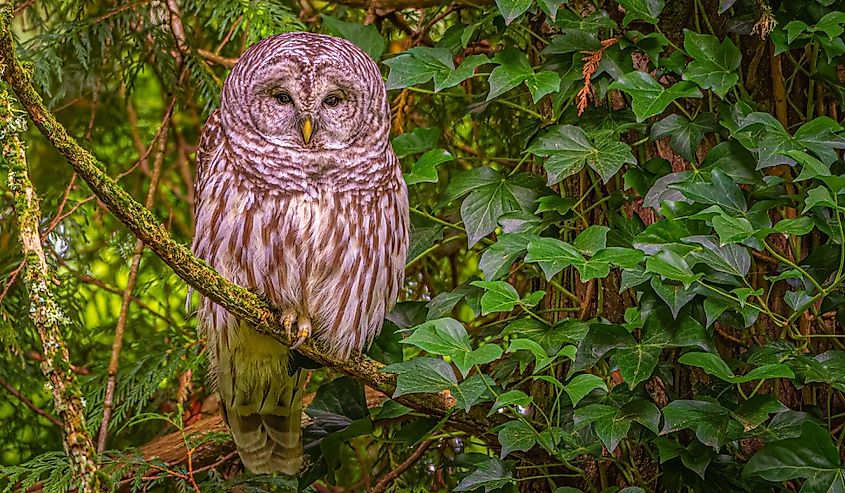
[[1, 86, 101, 492]]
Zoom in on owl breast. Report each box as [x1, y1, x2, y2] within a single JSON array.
[[195, 174, 408, 358]]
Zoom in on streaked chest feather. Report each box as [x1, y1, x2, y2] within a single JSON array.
[[193, 182, 408, 356]]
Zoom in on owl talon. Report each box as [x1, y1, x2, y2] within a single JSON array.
[[290, 314, 312, 350], [282, 309, 297, 340]]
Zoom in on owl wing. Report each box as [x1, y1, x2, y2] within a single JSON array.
[[191, 109, 305, 475], [193, 109, 224, 221]]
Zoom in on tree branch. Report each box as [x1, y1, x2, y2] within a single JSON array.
[[0, 376, 63, 428], [369, 440, 433, 493], [0, 5, 542, 464], [1, 86, 101, 491], [97, 94, 176, 453]]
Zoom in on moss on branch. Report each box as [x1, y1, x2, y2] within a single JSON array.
[[1, 86, 101, 492]]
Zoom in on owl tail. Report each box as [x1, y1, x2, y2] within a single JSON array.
[[215, 324, 306, 475]]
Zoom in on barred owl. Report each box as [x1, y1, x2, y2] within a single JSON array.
[[191, 33, 409, 474]]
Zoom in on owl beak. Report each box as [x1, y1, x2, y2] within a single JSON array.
[[301, 117, 313, 144]]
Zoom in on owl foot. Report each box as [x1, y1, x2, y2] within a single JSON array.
[[282, 308, 297, 341], [290, 314, 312, 350]]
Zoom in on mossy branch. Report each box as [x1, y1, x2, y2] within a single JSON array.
[[1, 87, 101, 492], [0, 6, 525, 460]]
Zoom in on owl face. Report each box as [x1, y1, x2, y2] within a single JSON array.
[[221, 33, 389, 155]]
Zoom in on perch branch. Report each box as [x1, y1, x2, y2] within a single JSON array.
[[0, 5, 541, 463], [1, 86, 101, 491]]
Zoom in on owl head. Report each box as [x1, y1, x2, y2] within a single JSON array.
[[220, 32, 389, 154]]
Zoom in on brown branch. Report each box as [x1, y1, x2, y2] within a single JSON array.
[[164, 0, 189, 65], [97, 95, 176, 452], [1, 85, 100, 490], [369, 440, 433, 493], [198, 49, 237, 68], [29, 351, 90, 376], [0, 376, 63, 427]]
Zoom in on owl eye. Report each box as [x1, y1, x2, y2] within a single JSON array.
[[323, 95, 341, 107], [274, 92, 292, 104]]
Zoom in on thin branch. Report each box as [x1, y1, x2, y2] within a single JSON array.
[[0, 376, 63, 427], [1, 85, 100, 491], [97, 95, 176, 452], [369, 440, 434, 493], [198, 49, 237, 68]]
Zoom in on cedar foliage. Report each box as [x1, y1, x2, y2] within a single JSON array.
[[2, 0, 845, 491]]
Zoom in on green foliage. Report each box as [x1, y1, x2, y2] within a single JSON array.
[[4, 0, 845, 491]]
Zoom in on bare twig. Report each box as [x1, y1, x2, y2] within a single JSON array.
[[97, 95, 176, 452], [369, 440, 434, 493], [0, 376, 63, 427], [198, 49, 237, 68]]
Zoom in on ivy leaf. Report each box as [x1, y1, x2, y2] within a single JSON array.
[[662, 399, 742, 448], [650, 113, 719, 162], [498, 420, 537, 458], [650, 276, 697, 318], [617, 0, 665, 26], [455, 457, 514, 492], [392, 127, 440, 158], [487, 49, 561, 102], [793, 116, 845, 165], [573, 226, 610, 256], [804, 186, 838, 212], [678, 352, 794, 384], [438, 54, 490, 91], [685, 235, 751, 277], [383, 357, 458, 397], [404, 148, 453, 185], [402, 318, 501, 377], [525, 237, 584, 279], [574, 400, 658, 452], [645, 249, 702, 288], [506, 338, 556, 373], [495, 0, 532, 25], [732, 395, 787, 432], [454, 374, 495, 412], [460, 176, 537, 247], [321, 16, 386, 60], [682, 30, 741, 97], [673, 169, 747, 213], [574, 404, 631, 451], [564, 374, 608, 406], [471, 280, 520, 314], [612, 318, 671, 388], [439, 166, 501, 206], [592, 247, 645, 269], [610, 72, 702, 122], [712, 212, 756, 245], [403, 317, 471, 357], [744, 422, 845, 493], [488, 389, 533, 416], [528, 124, 635, 185], [384, 47, 454, 90]]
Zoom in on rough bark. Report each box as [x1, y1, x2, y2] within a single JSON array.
[[1, 87, 101, 491]]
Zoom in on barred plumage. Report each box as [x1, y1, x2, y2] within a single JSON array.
[[191, 33, 409, 474]]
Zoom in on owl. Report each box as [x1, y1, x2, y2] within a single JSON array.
[[191, 32, 409, 474]]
